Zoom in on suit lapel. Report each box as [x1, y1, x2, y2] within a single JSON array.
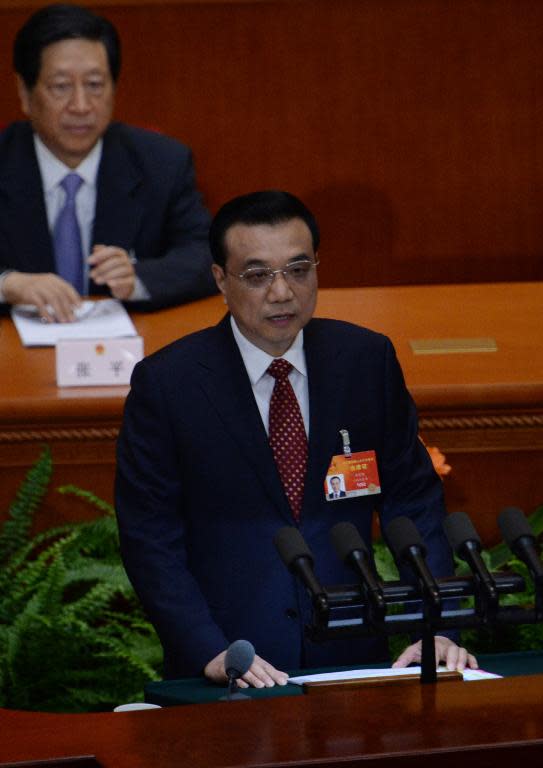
[[303, 320, 348, 513], [92, 125, 145, 250], [0, 123, 55, 272], [196, 317, 294, 522]]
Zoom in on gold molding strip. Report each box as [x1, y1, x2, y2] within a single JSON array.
[[410, 338, 498, 355]]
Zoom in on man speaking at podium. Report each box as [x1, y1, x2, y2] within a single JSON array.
[[0, 4, 216, 322], [116, 190, 476, 685]]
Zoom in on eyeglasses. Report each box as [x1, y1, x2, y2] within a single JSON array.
[[45, 79, 109, 102], [227, 258, 320, 290]]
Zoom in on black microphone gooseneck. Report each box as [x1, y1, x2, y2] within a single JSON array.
[[499, 507, 543, 619], [274, 527, 329, 617], [330, 521, 386, 624], [386, 516, 441, 684], [443, 511, 498, 619]]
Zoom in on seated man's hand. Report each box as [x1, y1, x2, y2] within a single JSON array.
[[204, 650, 289, 688], [2, 271, 81, 323], [392, 635, 478, 672], [88, 244, 136, 300]]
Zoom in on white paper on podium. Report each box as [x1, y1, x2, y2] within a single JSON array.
[[288, 666, 501, 685], [11, 299, 138, 347]]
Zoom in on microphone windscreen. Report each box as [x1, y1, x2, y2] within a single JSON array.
[[331, 521, 368, 562], [498, 507, 534, 546], [386, 516, 426, 560], [274, 526, 314, 568], [224, 639, 255, 678], [443, 511, 481, 554]]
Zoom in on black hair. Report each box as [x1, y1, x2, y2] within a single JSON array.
[[13, 3, 121, 89], [209, 190, 320, 267]]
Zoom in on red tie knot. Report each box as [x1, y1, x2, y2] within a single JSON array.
[[268, 358, 292, 382]]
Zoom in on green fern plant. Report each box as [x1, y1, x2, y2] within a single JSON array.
[[0, 447, 162, 712]]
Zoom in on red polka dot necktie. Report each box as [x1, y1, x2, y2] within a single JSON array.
[[267, 358, 308, 521]]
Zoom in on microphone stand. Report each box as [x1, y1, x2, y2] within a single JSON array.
[[420, 625, 436, 684], [219, 675, 251, 702]]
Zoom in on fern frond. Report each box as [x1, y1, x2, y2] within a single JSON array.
[[0, 447, 52, 563]]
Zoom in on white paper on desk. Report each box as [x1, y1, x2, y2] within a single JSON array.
[[288, 666, 501, 685], [11, 299, 138, 347]]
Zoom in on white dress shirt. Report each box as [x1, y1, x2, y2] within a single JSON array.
[[34, 134, 101, 294], [230, 316, 310, 436]]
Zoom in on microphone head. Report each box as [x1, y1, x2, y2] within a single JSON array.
[[386, 516, 426, 561], [330, 521, 368, 563], [274, 526, 314, 569], [224, 639, 255, 679], [443, 511, 482, 554], [498, 507, 534, 547]]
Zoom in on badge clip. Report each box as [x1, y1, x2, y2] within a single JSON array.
[[339, 429, 351, 457]]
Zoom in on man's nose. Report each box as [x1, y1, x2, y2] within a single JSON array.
[[68, 83, 91, 111], [267, 270, 293, 300]]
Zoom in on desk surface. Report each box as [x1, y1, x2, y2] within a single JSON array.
[[2, 670, 543, 767], [144, 650, 543, 706], [1, 282, 542, 429]]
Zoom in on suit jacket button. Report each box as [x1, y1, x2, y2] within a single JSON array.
[[285, 608, 298, 619]]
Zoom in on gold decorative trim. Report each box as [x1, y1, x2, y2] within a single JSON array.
[[0, 427, 119, 444], [419, 414, 543, 430]]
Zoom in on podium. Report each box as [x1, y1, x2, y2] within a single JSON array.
[[2, 654, 543, 767]]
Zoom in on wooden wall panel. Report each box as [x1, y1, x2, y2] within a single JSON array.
[[1, 0, 542, 288]]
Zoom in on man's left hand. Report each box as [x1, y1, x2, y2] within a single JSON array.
[[392, 635, 478, 672], [88, 244, 136, 300]]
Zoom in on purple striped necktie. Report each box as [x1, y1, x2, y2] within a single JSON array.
[[53, 173, 84, 294]]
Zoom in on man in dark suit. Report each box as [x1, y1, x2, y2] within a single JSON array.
[[0, 4, 216, 322], [115, 190, 477, 686], [328, 475, 347, 499]]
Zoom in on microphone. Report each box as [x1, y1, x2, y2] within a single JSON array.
[[443, 512, 498, 611], [386, 517, 441, 613], [330, 521, 386, 619], [221, 639, 255, 701], [498, 507, 543, 583], [274, 526, 329, 615]]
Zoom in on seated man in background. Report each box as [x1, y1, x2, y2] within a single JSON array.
[[0, 3, 216, 322], [115, 189, 477, 686]]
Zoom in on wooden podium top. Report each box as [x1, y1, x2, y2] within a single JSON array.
[[1, 282, 542, 430], [1, 674, 543, 767]]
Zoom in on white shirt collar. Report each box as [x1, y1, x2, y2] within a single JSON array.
[[33, 133, 103, 193], [230, 316, 307, 385]]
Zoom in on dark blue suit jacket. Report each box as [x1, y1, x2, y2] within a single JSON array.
[[115, 316, 454, 677], [0, 121, 217, 310]]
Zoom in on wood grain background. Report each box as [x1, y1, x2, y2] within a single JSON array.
[[1, 0, 541, 289]]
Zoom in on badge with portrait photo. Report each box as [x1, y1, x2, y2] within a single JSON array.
[[324, 450, 381, 501]]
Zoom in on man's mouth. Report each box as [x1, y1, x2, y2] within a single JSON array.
[[267, 313, 294, 324]]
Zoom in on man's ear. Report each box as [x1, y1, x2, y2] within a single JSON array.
[[16, 75, 31, 116], [211, 264, 227, 303]]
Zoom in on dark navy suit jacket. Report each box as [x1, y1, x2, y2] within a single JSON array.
[[0, 121, 217, 310], [115, 316, 454, 678]]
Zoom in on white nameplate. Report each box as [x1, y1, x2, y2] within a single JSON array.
[[56, 336, 144, 387]]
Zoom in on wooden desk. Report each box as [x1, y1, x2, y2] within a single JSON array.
[[2, 675, 543, 767], [1, 283, 542, 541]]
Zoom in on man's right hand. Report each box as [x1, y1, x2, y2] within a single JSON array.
[[2, 272, 82, 323], [204, 650, 289, 688]]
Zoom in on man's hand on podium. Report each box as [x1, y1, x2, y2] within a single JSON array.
[[392, 635, 478, 672], [204, 650, 289, 688]]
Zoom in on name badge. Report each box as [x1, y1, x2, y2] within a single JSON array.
[[324, 449, 381, 501]]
